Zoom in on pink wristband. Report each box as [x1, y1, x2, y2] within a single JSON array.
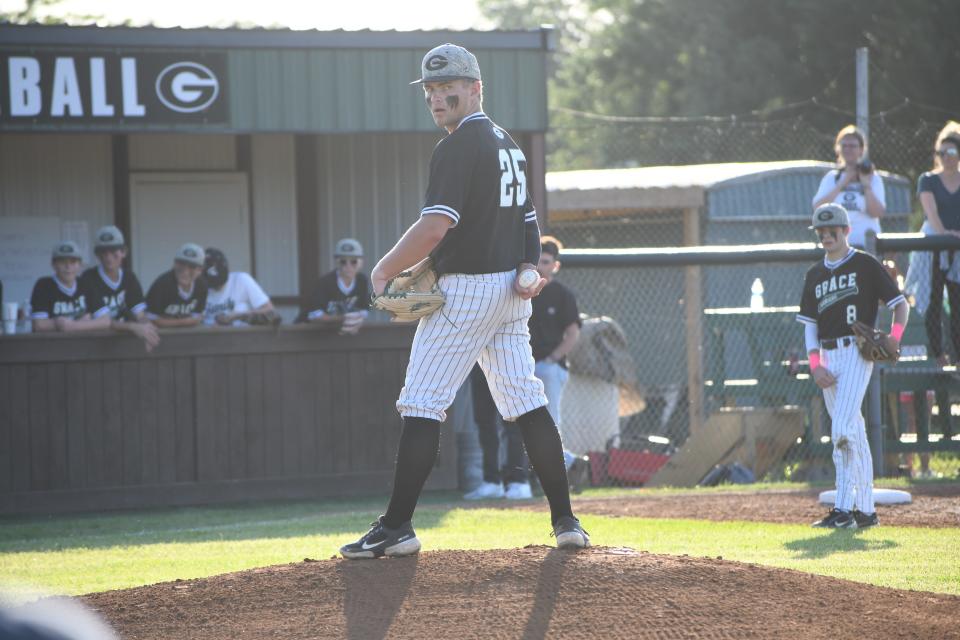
[[891, 323, 905, 341], [808, 351, 821, 370]]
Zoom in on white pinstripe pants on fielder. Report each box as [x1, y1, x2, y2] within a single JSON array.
[[821, 342, 875, 513], [397, 271, 548, 423]]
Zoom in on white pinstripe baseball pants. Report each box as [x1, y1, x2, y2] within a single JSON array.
[[397, 271, 548, 423], [821, 342, 875, 514]]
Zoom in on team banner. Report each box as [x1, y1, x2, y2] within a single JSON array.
[[0, 51, 228, 125]]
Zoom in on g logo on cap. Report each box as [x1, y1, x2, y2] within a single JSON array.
[[184, 248, 198, 257], [59, 244, 72, 253], [425, 55, 448, 71], [818, 210, 833, 221], [99, 232, 113, 242]]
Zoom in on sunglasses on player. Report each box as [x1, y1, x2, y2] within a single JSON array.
[[338, 258, 359, 266], [936, 147, 959, 158]]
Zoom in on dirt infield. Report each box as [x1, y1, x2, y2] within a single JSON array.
[[563, 484, 960, 528], [84, 546, 960, 640]]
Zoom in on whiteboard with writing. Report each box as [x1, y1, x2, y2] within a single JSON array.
[[0, 217, 62, 311]]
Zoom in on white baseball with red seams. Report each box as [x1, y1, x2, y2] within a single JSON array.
[[517, 269, 539, 289]]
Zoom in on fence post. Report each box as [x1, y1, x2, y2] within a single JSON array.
[[856, 47, 869, 141], [864, 229, 885, 476], [683, 207, 704, 435]]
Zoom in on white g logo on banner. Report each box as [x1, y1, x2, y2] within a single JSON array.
[[155, 61, 219, 113]]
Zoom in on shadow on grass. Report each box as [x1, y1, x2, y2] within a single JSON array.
[[784, 529, 898, 560], [0, 496, 460, 554]]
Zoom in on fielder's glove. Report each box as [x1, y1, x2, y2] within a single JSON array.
[[851, 320, 900, 362], [371, 258, 446, 323]]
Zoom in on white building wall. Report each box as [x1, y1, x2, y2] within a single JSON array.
[[251, 134, 298, 296], [128, 134, 236, 171]]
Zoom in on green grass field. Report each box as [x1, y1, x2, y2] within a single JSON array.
[[1, 485, 958, 602]]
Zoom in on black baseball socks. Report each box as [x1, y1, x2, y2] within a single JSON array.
[[518, 405, 574, 525], [383, 417, 440, 529]]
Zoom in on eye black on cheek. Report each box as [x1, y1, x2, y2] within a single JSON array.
[[445, 95, 459, 109]]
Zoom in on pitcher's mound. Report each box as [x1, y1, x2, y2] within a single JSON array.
[[83, 547, 959, 640]]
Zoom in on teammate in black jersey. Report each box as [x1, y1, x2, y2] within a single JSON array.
[[78, 225, 159, 349], [297, 238, 370, 335], [340, 43, 587, 560], [31, 240, 158, 350], [797, 203, 908, 529], [146, 243, 208, 328], [30, 241, 107, 332]]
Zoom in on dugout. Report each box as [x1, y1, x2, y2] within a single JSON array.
[[0, 23, 552, 317], [0, 24, 553, 514]]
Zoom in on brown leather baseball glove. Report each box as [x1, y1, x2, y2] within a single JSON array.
[[851, 321, 900, 362], [371, 258, 446, 323]]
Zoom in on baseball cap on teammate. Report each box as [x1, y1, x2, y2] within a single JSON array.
[[174, 242, 205, 267], [52, 241, 82, 260], [334, 238, 364, 257], [410, 43, 481, 85], [809, 203, 850, 229], [204, 247, 229, 288], [94, 225, 125, 249]]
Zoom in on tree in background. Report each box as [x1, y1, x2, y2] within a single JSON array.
[[480, 0, 960, 172], [1, 0, 100, 24]]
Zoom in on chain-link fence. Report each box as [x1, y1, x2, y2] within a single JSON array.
[[455, 105, 959, 493], [545, 239, 960, 490]]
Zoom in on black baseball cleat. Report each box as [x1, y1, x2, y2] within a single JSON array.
[[853, 510, 879, 529], [340, 516, 421, 560], [552, 515, 590, 549], [832, 510, 857, 529], [812, 508, 847, 528]]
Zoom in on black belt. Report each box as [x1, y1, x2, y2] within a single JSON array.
[[821, 336, 855, 350]]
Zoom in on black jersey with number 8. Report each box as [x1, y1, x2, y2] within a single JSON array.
[[797, 249, 905, 339]]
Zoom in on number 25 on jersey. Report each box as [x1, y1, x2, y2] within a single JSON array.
[[499, 148, 527, 207]]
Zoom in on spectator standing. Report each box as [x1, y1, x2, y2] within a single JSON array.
[[463, 364, 532, 500], [813, 125, 887, 249], [529, 236, 582, 469], [202, 248, 277, 326], [917, 122, 960, 366], [146, 243, 208, 328], [298, 238, 370, 335]]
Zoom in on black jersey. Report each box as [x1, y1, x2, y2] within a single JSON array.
[[797, 249, 905, 339], [146, 270, 208, 319], [29, 276, 101, 320], [297, 270, 370, 322], [423, 112, 537, 275], [79, 266, 146, 320], [530, 280, 581, 365]]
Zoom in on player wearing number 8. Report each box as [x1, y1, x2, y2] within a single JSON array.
[[797, 203, 908, 529]]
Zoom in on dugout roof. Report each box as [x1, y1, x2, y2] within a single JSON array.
[[0, 24, 552, 134]]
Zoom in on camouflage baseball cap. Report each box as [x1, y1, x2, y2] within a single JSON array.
[[410, 43, 481, 85], [174, 242, 205, 267], [94, 225, 125, 249], [334, 238, 364, 257], [810, 203, 850, 229], [52, 240, 82, 260]]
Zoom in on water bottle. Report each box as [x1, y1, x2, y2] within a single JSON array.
[[750, 278, 764, 310]]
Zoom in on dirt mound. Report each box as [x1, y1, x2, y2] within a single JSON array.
[[565, 486, 960, 528], [83, 547, 959, 640]]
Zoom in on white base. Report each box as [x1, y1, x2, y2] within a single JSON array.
[[818, 488, 912, 505]]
